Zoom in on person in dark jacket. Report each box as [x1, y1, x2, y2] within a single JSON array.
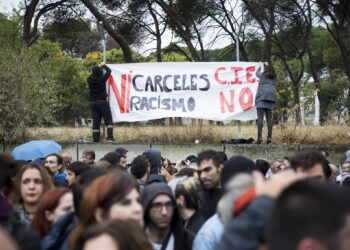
[[41, 168, 108, 250], [0, 153, 41, 250], [145, 174, 167, 185], [1, 195, 42, 250], [197, 150, 225, 220], [41, 211, 78, 250], [131, 155, 150, 191], [215, 170, 306, 250], [193, 156, 258, 250], [65, 161, 90, 187], [143, 148, 162, 175], [255, 61, 276, 144], [175, 177, 206, 234], [267, 180, 350, 250], [87, 62, 114, 142], [141, 182, 194, 250]]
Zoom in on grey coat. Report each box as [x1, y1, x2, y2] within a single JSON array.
[[214, 195, 274, 250], [255, 67, 276, 104]]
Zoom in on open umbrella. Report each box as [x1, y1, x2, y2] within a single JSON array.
[[11, 140, 62, 161]]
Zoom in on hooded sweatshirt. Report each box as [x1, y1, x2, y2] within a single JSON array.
[[143, 148, 162, 175], [346, 149, 350, 162], [87, 65, 111, 101], [141, 183, 194, 250]]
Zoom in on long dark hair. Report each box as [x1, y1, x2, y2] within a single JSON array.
[[264, 64, 276, 79], [70, 172, 138, 247]]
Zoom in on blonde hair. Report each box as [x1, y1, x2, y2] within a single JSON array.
[[175, 177, 201, 210]]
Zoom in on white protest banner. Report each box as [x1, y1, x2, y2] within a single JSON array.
[[107, 62, 260, 122]]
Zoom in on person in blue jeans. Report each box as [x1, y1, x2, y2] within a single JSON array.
[[255, 61, 276, 144]]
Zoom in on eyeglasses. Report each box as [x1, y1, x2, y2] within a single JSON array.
[[150, 201, 174, 212]]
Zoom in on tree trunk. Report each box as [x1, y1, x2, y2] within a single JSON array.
[[147, 1, 162, 62], [242, 0, 277, 61], [80, 0, 133, 63], [22, 0, 40, 45], [265, 7, 275, 62], [153, 0, 201, 61], [292, 85, 301, 124], [192, 21, 205, 61], [301, 0, 327, 124]]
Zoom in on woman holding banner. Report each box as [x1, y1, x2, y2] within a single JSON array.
[[255, 61, 276, 144]]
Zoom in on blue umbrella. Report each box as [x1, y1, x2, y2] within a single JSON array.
[[11, 140, 62, 161]]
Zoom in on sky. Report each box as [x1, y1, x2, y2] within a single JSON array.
[[0, 0, 232, 55], [0, 0, 21, 13]]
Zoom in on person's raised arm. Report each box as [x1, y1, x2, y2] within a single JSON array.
[[256, 61, 264, 79], [100, 62, 111, 82]]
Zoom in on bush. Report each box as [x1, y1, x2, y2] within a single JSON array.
[[0, 45, 60, 143]]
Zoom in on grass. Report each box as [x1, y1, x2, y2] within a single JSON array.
[[26, 123, 350, 145]]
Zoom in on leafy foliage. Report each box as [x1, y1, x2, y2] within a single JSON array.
[[43, 18, 92, 57], [0, 11, 23, 49], [0, 45, 61, 143]]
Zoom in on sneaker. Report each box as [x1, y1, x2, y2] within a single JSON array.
[[252, 139, 263, 144], [107, 138, 115, 142]]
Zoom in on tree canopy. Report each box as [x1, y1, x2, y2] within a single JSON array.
[[0, 0, 349, 142]]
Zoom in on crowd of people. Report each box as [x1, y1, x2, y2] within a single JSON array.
[[1, 146, 350, 250]]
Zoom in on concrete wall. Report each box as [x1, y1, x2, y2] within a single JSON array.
[[61, 142, 349, 165]]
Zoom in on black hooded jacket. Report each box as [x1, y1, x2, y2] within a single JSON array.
[[0, 196, 41, 250], [143, 148, 161, 175], [141, 183, 194, 250], [87, 65, 111, 101]]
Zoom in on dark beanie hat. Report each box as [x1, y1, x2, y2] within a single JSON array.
[[115, 148, 128, 155], [92, 66, 103, 77], [221, 156, 258, 188]]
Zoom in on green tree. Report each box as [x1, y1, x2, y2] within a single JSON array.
[[316, 0, 350, 118], [83, 48, 147, 70], [54, 56, 91, 124], [273, 60, 297, 123], [0, 45, 61, 144], [30, 40, 92, 124], [320, 78, 348, 121], [0, 11, 23, 49], [42, 18, 93, 57]]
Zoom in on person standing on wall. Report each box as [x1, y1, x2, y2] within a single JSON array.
[[255, 61, 276, 144], [87, 62, 115, 142]]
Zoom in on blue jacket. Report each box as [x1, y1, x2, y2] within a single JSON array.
[[192, 213, 224, 250]]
